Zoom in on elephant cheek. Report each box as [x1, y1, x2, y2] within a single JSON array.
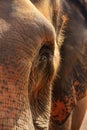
[[0, 66, 34, 130]]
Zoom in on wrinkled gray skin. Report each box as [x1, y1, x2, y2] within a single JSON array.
[[0, 0, 60, 130], [31, 0, 87, 130]]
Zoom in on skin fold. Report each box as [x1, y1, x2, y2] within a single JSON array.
[[0, 0, 60, 130], [30, 0, 87, 130]]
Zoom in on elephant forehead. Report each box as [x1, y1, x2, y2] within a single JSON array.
[[0, 0, 55, 56], [0, 20, 42, 65]]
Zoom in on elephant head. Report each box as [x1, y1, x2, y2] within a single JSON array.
[[30, 0, 87, 130], [0, 0, 60, 129]]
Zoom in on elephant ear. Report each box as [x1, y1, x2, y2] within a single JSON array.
[[73, 55, 87, 101], [51, 44, 87, 125]]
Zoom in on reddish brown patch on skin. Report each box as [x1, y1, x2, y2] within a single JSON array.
[[52, 100, 67, 121], [51, 79, 87, 124], [0, 64, 33, 129], [51, 95, 76, 124], [73, 81, 87, 100]]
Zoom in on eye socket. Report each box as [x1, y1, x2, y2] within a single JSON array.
[[39, 44, 53, 62]]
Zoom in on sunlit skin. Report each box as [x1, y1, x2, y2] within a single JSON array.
[[0, 0, 59, 130]]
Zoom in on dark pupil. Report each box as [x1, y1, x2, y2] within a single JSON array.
[[41, 55, 47, 61], [39, 44, 52, 62]]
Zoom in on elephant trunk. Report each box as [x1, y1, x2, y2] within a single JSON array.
[[0, 64, 34, 130]]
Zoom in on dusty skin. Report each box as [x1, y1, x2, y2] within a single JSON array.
[[0, 0, 87, 130], [0, 0, 59, 130]]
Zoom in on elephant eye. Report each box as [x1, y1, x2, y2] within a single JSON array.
[[39, 44, 53, 62], [40, 55, 47, 61]]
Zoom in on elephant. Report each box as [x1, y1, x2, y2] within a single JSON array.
[[30, 0, 87, 130], [0, 0, 60, 130]]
